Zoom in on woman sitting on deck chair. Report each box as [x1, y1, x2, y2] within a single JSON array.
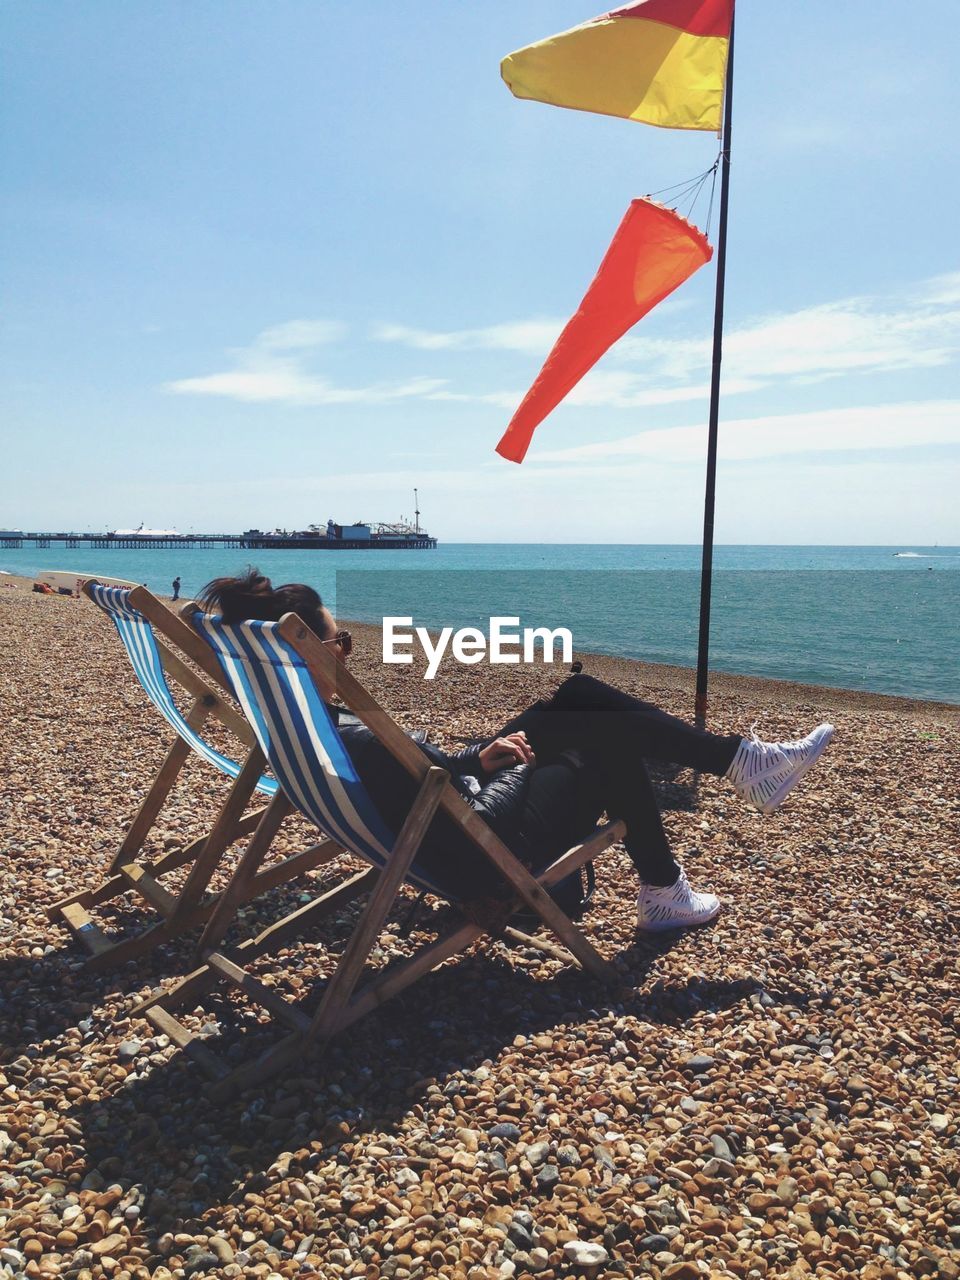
[[198, 571, 834, 932]]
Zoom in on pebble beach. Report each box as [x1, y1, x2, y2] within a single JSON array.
[[1, 576, 959, 1280]]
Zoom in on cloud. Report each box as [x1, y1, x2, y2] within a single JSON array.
[[164, 317, 448, 405], [256, 319, 346, 349], [563, 370, 762, 408], [529, 400, 960, 466], [618, 276, 960, 386], [373, 271, 960, 412], [168, 362, 447, 406], [373, 319, 563, 356], [917, 271, 960, 307], [165, 271, 960, 413]]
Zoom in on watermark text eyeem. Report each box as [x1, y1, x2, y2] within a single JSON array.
[[383, 616, 573, 680]]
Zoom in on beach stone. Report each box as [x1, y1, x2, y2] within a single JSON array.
[[563, 1241, 609, 1267], [930, 1113, 950, 1135], [525, 1141, 550, 1168], [684, 1054, 715, 1073], [117, 1039, 142, 1062], [639, 1235, 670, 1253], [208, 1236, 235, 1264], [777, 1176, 800, 1207], [488, 1124, 521, 1142], [710, 1134, 735, 1162], [89, 1233, 126, 1257], [535, 1163, 559, 1193], [663, 1265, 700, 1280], [577, 1204, 607, 1231], [184, 1249, 220, 1275], [507, 1220, 533, 1251]]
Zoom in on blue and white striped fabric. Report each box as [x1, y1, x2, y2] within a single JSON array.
[[191, 613, 445, 893], [88, 584, 278, 798]]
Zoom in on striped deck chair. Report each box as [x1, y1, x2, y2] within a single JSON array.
[[49, 584, 337, 970], [142, 608, 625, 1098]]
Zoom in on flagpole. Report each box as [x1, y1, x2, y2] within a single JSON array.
[[694, 9, 736, 728]]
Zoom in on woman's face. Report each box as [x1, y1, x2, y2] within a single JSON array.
[[316, 604, 349, 664]]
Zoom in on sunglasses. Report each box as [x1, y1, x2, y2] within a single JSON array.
[[321, 629, 352, 656]]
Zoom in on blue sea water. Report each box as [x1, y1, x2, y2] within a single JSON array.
[[3, 543, 958, 703]]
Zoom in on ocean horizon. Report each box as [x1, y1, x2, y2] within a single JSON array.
[[4, 542, 958, 705]]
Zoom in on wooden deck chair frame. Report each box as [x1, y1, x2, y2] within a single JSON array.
[[49, 585, 338, 971], [141, 610, 626, 1099]]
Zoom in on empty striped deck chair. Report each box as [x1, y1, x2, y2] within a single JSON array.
[[142, 607, 624, 1098], [49, 584, 337, 970]]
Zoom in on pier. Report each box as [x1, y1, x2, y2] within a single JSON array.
[[2, 531, 437, 551]]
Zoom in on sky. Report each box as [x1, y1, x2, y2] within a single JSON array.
[[2, 1, 959, 544]]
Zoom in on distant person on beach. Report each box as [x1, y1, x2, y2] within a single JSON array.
[[172, 576, 181, 601], [198, 571, 834, 933]]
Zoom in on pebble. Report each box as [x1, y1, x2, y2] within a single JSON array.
[[563, 1240, 610, 1267], [507, 1220, 534, 1250], [488, 1123, 521, 1142], [525, 1140, 551, 1167], [684, 1054, 715, 1073], [777, 1175, 800, 1207], [710, 1133, 735, 1161]]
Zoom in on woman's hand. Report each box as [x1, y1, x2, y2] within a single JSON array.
[[479, 731, 536, 774]]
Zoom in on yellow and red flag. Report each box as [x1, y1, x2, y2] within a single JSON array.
[[501, 0, 733, 133], [495, 199, 711, 464]]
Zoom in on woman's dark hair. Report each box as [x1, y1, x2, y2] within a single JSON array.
[[198, 568, 330, 636]]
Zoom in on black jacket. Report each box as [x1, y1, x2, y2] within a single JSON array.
[[333, 708, 533, 899]]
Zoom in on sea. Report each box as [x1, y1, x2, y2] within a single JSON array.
[[3, 544, 958, 705]]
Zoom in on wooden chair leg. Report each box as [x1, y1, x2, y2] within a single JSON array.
[[193, 793, 292, 959], [48, 808, 268, 926], [206, 1029, 304, 1101], [242, 838, 340, 899], [455, 809, 620, 984], [167, 745, 266, 926], [341, 918, 482, 1030], [134, 867, 377, 1015], [109, 697, 214, 871], [304, 767, 448, 1048], [490, 865, 617, 984], [84, 900, 210, 973]]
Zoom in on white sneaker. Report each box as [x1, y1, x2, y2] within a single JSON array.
[[637, 868, 720, 932], [726, 722, 834, 814]]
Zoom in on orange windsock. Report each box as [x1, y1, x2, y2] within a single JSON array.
[[495, 199, 712, 464]]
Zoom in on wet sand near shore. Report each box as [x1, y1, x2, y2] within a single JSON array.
[[1, 576, 958, 1280]]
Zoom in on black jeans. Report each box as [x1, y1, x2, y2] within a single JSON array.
[[496, 675, 742, 885]]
